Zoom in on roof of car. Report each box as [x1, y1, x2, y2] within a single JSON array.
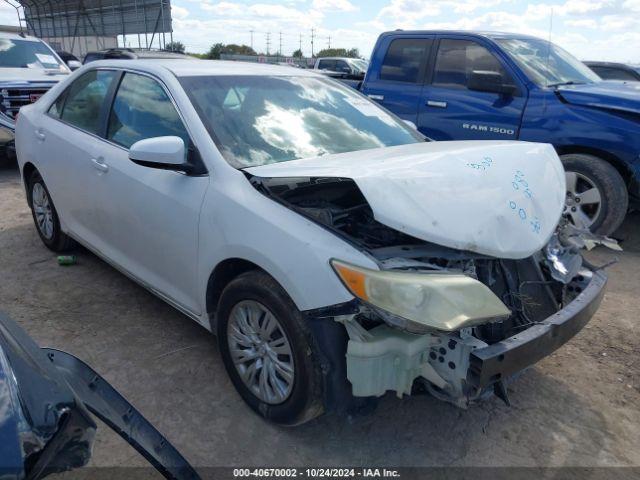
[[380, 30, 543, 41], [87, 59, 322, 77], [317, 57, 357, 61], [0, 31, 42, 42], [86, 48, 188, 59]]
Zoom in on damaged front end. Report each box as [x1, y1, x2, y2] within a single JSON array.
[[250, 174, 612, 408]]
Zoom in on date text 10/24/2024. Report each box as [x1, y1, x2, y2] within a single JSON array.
[[233, 468, 401, 478]]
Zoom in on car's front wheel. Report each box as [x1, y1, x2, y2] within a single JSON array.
[[561, 153, 628, 236], [217, 270, 324, 425], [27, 170, 76, 252]]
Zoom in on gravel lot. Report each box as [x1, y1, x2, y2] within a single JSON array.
[[1, 163, 639, 471]]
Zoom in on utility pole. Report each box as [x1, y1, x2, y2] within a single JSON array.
[[299, 33, 303, 56], [266, 32, 271, 55], [250, 29, 254, 50], [310, 28, 315, 58], [327, 35, 331, 49], [279, 31, 282, 57]]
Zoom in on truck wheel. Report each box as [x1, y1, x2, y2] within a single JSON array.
[[27, 170, 76, 252], [561, 154, 628, 236], [217, 270, 324, 425]]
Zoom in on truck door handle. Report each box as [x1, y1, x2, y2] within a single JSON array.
[[91, 158, 109, 173], [426, 100, 447, 108], [34, 129, 46, 141], [367, 94, 384, 101]]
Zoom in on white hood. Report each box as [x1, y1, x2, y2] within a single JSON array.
[[246, 141, 566, 259], [0, 67, 68, 83]]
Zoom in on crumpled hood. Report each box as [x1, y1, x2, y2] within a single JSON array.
[[246, 141, 566, 259], [0, 67, 67, 83], [557, 82, 640, 115]]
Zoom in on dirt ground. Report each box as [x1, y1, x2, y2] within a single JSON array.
[[1, 162, 639, 471]]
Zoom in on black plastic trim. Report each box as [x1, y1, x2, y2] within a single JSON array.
[[468, 270, 607, 388]]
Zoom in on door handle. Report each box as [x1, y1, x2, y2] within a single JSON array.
[[34, 129, 46, 141], [91, 158, 109, 173], [426, 100, 447, 108], [367, 94, 384, 101]]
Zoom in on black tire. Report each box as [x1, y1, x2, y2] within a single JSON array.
[[217, 270, 324, 425], [561, 153, 628, 236], [27, 170, 76, 252]]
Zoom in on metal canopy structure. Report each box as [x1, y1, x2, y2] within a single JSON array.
[[3, 0, 173, 53]]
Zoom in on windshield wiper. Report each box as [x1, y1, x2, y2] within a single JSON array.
[[547, 80, 587, 88]]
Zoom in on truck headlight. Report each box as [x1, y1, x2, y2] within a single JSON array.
[[331, 260, 510, 333]]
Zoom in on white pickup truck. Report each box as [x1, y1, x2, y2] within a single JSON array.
[[0, 31, 70, 164], [313, 57, 368, 86]]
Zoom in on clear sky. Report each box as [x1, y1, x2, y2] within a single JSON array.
[[1, 0, 638, 62]]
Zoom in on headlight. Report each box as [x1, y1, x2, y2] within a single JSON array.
[[331, 259, 510, 333]]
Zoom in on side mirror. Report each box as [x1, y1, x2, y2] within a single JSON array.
[[67, 60, 82, 71], [129, 136, 191, 173], [468, 70, 516, 95]]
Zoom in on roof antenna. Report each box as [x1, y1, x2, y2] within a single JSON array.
[[543, 7, 554, 113], [545, 7, 553, 83]]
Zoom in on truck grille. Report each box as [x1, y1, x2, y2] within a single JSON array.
[[0, 82, 57, 120]]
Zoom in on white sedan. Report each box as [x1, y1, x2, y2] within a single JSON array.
[[16, 60, 607, 425]]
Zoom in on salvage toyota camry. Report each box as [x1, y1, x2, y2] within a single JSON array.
[[15, 60, 608, 425]]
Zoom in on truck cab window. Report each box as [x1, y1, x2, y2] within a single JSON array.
[[591, 67, 637, 82], [380, 39, 431, 83], [433, 39, 511, 89], [317, 60, 335, 71]]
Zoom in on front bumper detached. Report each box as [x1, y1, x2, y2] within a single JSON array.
[[345, 269, 607, 402], [468, 269, 607, 389]]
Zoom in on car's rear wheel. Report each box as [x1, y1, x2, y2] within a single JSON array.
[[217, 270, 324, 425], [561, 154, 628, 236], [27, 170, 76, 252]]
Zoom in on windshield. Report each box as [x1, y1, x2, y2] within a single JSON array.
[[180, 75, 423, 168], [351, 59, 368, 73], [496, 38, 600, 87], [0, 38, 64, 69]]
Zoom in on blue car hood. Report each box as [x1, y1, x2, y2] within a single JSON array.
[[557, 82, 640, 115]]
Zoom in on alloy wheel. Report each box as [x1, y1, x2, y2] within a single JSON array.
[[564, 171, 602, 229], [227, 300, 295, 404], [32, 183, 54, 239]]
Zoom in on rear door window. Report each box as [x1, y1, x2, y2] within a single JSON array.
[[379, 38, 432, 83], [59, 70, 117, 134]]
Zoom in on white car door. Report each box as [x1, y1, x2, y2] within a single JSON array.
[[91, 71, 209, 316], [36, 70, 119, 250]]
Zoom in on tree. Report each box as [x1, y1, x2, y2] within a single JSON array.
[[206, 43, 224, 59], [292, 48, 303, 58], [315, 47, 360, 58], [206, 43, 257, 59], [165, 41, 185, 53], [223, 44, 257, 55]]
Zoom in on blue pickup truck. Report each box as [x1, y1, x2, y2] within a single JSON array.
[[360, 31, 640, 236]]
